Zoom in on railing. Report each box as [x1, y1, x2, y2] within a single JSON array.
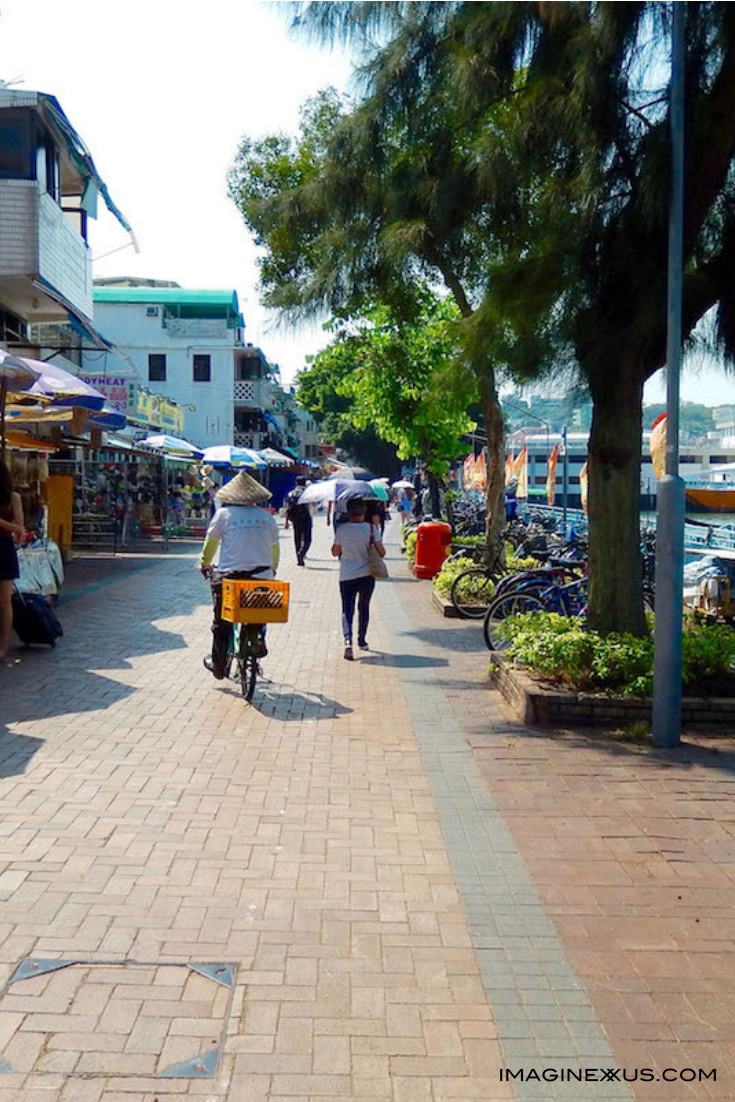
[[521, 502, 735, 552]]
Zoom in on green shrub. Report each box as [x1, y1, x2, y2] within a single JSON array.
[[404, 530, 418, 563], [433, 557, 495, 603], [494, 612, 735, 697]]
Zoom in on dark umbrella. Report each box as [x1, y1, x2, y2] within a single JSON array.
[[326, 466, 375, 481]]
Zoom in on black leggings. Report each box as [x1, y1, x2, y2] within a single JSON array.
[[293, 519, 312, 561], [340, 575, 375, 645]]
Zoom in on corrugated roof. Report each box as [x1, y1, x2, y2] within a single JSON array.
[[94, 287, 240, 315]]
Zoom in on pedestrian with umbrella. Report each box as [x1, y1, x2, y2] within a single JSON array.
[[284, 475, 313, 566], [331, 494, 385, 660]]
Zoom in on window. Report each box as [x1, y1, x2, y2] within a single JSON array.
[[146, 306, 159, 317], [193, 354, 211, 382], [148, 354, 166, 382], [710, 455, 728, 464], [0, 114, 32, 178]]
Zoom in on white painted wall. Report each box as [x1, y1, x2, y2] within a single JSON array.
[[84, 302, 236, 447], [0, 180, 92, 319]]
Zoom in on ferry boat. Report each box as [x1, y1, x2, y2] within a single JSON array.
[[685, 463, 735, 512]]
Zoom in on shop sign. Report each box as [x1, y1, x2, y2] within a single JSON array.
[[78, 374, 137, 413], [131, 392, 185, 434]]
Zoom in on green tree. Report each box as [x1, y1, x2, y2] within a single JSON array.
[[228, 71, 511, 559], [286, 2, 735, 635], [304, 290, 476, 510], [296, 351, 402, 476]]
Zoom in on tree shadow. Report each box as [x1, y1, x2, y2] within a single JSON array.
[[361, 651, 449, 669], [0, 724, 45, 778], [396, 626, 489, 654], [479, 714, 735, 779]]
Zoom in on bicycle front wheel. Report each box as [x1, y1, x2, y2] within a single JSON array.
[[450, 569, 496, 619], [483, 591, 547, 651]]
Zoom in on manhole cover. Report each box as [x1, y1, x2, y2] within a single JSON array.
[[0, 959, 236, 1078]]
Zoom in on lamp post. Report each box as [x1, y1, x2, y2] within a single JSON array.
[[652, 1, 686, 749]]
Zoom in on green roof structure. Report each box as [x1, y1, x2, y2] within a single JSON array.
[[94, 287, 241, 324]]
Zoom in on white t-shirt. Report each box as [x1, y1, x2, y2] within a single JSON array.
[[335, 521, 374, 582], [206, 504, 279, 576]]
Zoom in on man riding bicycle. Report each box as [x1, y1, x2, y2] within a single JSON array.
[[198, 471, 279, 679]]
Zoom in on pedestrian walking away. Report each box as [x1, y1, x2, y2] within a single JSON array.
[[198, 471, 279, 679], [331, 496, 385, 660], [0, 460, 25, 662], [284, 474, 313, 566]]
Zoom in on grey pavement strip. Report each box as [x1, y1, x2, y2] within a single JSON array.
[[377, 567, 633, 1102]]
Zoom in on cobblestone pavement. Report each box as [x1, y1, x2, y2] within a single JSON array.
[[0, 520, 732, 1100]]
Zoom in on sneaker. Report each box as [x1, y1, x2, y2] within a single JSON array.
[[203, 656, 225, 680], [343, 645, 354, 661], [358, 641, 369, 651]]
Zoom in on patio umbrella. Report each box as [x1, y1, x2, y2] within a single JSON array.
[[202, 445, 266, 470], [0, 352, 42, 458], [392, 479, 415, 490], [141, 434, 204, 458], [368, 479, 390, 501], [259, 447, 292, 468], [326, 465, 375, 481], [300, 478, 379, 505]]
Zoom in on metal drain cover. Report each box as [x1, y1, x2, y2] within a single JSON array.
[[0, 958, 236, 1079]]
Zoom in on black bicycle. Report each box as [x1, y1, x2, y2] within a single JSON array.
[[225, 621, 266, 701]]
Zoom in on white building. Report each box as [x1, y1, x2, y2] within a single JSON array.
[[85, 285, 245, 448], [85, 283, 320, 459], [0, 87, 132, 352]]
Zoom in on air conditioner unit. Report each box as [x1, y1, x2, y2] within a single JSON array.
[[146, 306, 159, 317]]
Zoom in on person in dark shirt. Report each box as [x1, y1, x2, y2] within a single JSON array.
[[284, 475, 313, 566]]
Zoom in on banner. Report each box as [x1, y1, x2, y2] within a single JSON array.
[[579, 461, 589, 515], [504, 447, 515, 487], [546, 444, 559, 506], [650, 413, 667, 480], [515, 446, 528, 498]]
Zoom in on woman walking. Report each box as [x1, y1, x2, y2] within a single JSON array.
[[0, 460, 25, 661], [331, 497, 385, 660]]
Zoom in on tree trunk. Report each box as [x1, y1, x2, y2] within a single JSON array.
[[587, 371, 647, 637], [427, 471, 442, 518], [479, 372, 506, 566]]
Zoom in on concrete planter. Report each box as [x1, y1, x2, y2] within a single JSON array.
[[431, 591, 489, 619], [488, 652, 735, 728]]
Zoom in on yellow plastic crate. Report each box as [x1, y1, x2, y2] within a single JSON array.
[[221, 579, 290, 624]]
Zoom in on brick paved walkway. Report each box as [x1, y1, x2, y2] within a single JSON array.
[[0, 520, 732, 1100]]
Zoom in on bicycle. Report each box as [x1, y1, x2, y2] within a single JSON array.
[[207, 569, 290, 702], [483, 574, 588, 651], [225, 620, 266, 701]]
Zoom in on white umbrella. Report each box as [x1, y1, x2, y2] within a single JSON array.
[[142, 434, 204, 458], [300, 478, 379, 505], [392, 479, 415, 490], [202, 445, 266, 469]]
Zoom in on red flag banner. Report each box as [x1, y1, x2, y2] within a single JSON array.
[[515, 446, 528, 499], [579, 461, 589, 515], [546, 445, 559, 506]]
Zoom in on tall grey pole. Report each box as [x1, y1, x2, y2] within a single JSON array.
[[568, 423, 573, 526], [652, 1, 686, 748]]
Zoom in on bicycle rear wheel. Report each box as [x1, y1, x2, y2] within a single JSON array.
[[483, 591, 547, 651], [450, 569, 496, 619], [237, 655, 258, 701]]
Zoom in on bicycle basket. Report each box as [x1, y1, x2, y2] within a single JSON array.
[[221, 579, 290, 624]]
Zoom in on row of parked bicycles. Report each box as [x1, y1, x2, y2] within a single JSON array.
[[434, 499, 657, 651]]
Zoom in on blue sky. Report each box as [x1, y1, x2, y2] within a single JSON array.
[[2, 0, 735, 405]]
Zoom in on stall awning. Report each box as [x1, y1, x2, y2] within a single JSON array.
[[5, 430, 56, 452]]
